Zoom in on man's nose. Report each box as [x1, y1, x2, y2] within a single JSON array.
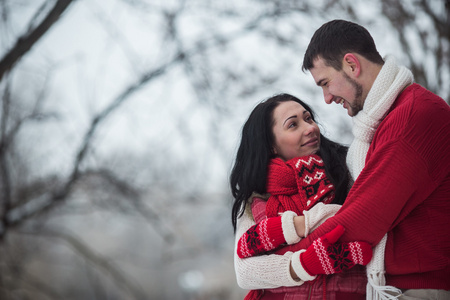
[[323, 89, 333, 104]]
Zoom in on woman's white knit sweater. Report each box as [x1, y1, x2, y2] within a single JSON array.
[[234, 202, 341, 289]]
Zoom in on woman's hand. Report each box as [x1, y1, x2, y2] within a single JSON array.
[[293, 215, 306, 238]]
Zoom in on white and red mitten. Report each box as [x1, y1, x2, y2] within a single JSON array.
[[287, 155, 335, 210], [236, 216, 285, 258], [291, 225, 373, 281]]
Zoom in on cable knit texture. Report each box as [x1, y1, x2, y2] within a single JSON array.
[[281, 211, 302, 245], [234, 58, 450, 299], [266, 155, 335, 217], [303, 203, 341, 237], [234, 195, 368, 297], [236, 155, 336, 259], [347, 56, 413, 180], [346, 56, 413, 299], [236, 156, 371, 300], [234, 205, 305, 290], [298, 225, 372, 278], [237, 215, 285, 258]]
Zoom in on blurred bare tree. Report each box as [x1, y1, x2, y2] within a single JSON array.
[[380, 0, 450, 102], [0, 0, 448, 299]]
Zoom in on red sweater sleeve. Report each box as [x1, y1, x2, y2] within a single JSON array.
[[308, 141, 431, 245], [277, 86, 450, 253], [277, 139, 430, 253]]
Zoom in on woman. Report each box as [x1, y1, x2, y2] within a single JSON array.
[[230, 94, 371, 299]]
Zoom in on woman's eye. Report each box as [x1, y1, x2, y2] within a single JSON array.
[[288, 122, 296, 128]]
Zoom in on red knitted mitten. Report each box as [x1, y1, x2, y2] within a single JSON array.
[[237, 216, 285, 258], [299, 225, 372, 276], [286, 155, 335, 209]]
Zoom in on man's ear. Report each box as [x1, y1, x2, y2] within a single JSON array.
[[343, 53, 361, 77]]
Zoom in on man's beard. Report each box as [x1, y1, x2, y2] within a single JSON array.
[[342, 72, 364, 116]]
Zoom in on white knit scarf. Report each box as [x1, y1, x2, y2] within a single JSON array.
[[346, 56, 413, 300]]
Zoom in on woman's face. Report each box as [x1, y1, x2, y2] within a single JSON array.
[[272, 101, 321, 161]]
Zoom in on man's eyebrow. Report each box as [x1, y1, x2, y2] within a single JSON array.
[[316, 79, 326, 86]]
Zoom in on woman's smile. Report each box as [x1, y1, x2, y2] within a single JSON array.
[[302, 137, 319, 147], [272, 101, 321, 161]]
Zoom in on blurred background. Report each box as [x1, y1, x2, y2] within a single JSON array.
[[0, 0, 448, 299]]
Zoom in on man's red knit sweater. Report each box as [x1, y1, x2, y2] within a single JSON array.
[[278, 84, 450, 290]]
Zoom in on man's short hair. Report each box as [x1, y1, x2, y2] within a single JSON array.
[[302, 19, 384, 71]]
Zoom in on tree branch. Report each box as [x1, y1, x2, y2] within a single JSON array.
[[0, 0, 76, 81], [41, 228, 147, 300]]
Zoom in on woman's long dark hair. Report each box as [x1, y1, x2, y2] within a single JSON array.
[[230, 93, 350, 232]]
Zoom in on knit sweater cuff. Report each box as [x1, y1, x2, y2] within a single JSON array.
[[303, 203, 341, 237], [281, 211, 301, 245], [291, 249, 317, 282], [266, 216, 288, 247]]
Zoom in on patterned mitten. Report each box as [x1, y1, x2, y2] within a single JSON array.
[[237, 216, 285, 258], [286, 155, 335, 209], [295, 225, 372, 278]]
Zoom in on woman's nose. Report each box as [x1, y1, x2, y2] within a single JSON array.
[[304, 122, 316, 135]]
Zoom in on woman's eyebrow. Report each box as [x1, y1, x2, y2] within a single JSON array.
[[283, 110, 308, 125], [283, 115, 297, 126], [283, 109, 309, 126]]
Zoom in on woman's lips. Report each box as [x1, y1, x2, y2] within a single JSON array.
[[302, 138, 319, 147]]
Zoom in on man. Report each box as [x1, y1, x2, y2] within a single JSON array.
[[290, 19, 450, 298]]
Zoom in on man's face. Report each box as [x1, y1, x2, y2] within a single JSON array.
[[309, 57, 364, 117]]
